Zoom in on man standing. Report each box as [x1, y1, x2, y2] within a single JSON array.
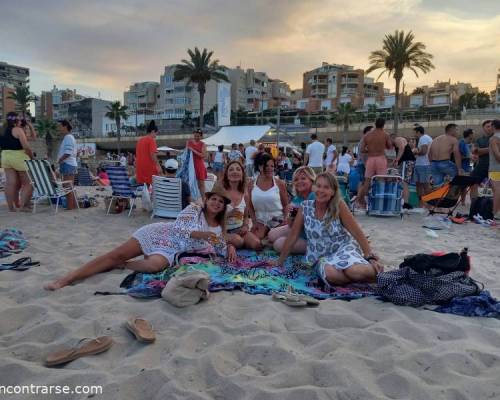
[[390, 133, 416, 209], [228, 143, 244, 163], [119, 153, 127, 167], [57, 120, 78, 210], [324, 137, 338, 173], [412, 126, 433, 206], [245, 139, 258, 178], [471, 120, 494, 200], [356, 118, 392, 207], [136, 121, 161, 186], [489, 120, 500, 219], [304, 133, 325, 175], [459, 129, 474, 174], [429, 123, 463, 186]]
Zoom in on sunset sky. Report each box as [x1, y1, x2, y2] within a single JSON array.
[[2, 0, 499, 101]]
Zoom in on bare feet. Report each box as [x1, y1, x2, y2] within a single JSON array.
[[44, 279, 69, 291]]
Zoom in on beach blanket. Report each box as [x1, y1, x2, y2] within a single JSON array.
[[119, 250, 376, 300], [433, 291, 500, 318], [0, 229, 28, 258]]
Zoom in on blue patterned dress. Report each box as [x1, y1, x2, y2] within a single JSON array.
[[302, 200, 369, 282]]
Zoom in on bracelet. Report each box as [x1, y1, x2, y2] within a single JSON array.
[[364, 254, 377, 262]]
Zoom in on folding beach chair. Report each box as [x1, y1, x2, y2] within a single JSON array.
[[104, 165, 141, 217], [75, 165, 94, 186], [25, 159, 79, 213], [367, 175, 403, 217], [422, 175, 481, 216], [151, 175, 183, 219]]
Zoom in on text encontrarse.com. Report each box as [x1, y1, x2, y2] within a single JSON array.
[[0, 385, 103, 396]]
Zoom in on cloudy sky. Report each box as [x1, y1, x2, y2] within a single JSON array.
[[2, 0, 499, 101]]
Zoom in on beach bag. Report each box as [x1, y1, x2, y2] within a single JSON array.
[[399, 249, 470, 275], [469, 196, 493, 220], [161, 269, 210, 307], [376, 267, 481, 307], [141, 183, 152, 211]]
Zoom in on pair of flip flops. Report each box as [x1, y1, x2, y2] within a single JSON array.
[[0, 257, 40, 271], [272, 292, 320, 307], [45, 318, 155, 367]]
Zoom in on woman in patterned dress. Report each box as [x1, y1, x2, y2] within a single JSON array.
[[276, 173, 383, 286], [45, 186, 237, 290]]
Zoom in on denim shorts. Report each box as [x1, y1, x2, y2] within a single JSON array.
[[213, 162, 224, 172], [356, 162, 366, 181], [59, 162, 77, 176], [431, 160, 457, 186], [413, 165, 431, 184]]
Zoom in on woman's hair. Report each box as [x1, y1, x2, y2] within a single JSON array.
[[147, 120, 158, 133], [255, 152, 274, 173], [341, 146, 348, 156], [3, 111, 19, 133], [293, 166, 316, 184], [316, 172, 341, 223], [60, 120, 72, 131], [222, 160, 246, 193], [218, 144, 224, 152], [203, 194, 227, 232]]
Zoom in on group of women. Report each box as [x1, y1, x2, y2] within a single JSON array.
[[46, 152, 382, 291]]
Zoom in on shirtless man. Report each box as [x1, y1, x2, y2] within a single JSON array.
[[390, 133, 416, 209], [356, 118, 392, 208], [429, 123, 463, 186]]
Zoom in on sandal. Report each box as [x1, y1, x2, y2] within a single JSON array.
[[0, 257, 40, 271], [125, 317, 156, 343], [45, 336, 113, 367], [272, 292, 320, 307]]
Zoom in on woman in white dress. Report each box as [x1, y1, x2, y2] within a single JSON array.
[[45, 186, 236, 290], [336, 146, 353, 176]]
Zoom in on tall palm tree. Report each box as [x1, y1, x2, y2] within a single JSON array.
[[336, 103, 356, 146], [174, 47, 229, 128], [8, 85, 35, 118], [105, 101, 128, 153], [35, 117, 58, 161], [367, 30, 434, 133]]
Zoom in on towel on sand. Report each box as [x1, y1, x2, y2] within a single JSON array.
[[0, 229, 28, 258]]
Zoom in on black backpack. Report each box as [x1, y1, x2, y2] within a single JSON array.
[[469, 196, 493, 220]]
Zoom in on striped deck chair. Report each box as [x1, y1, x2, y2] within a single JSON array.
[[75, 165, 94, 186], [105, 165, 141, 217], [367, 175, 403, 217], [25, 159, 79, 213], [151, 175, 183, 219]]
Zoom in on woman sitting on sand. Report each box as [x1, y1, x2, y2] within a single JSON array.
[[222, 160, 254, 249], [267, 166, 316, 254], [276, 173, 383, 286], [45, 186, 236, 290]]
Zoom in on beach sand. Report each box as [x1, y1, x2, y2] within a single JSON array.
[[1, 190, 500, 399]]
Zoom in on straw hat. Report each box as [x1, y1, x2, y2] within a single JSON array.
[[205, 184, 231, 205]]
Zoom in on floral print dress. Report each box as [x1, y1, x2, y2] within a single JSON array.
[[133, 204, 227, 266]]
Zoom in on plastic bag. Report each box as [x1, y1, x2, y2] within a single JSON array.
[[141, 183, 152, 211]]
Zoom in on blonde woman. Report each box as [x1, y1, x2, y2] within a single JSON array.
[[277, 173, 383, 286], [268, 166, 316, 253]]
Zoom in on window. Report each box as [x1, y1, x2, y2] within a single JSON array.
[[174, 86, 185, 92]]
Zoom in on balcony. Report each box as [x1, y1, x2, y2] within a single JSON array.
[[311, 79, 328, 85], [311, 89, 328, 96], [341, 78, 359, 85]]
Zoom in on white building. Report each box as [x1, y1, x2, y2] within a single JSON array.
[[495, 69, 500, 111]]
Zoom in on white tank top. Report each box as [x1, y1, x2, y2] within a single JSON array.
[[214, 151, 224, 163], [226, 195, 246, 231], [251, 177, 283, 224]]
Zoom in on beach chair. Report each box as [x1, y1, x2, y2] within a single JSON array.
[[422, 175, 481, 216], [367, 175, 403, 217], [105, 165, 141, 217], [335, 175, 352, 210], [151, 175, 183, 219], [75, 165, 94, 186], [25, 159, 79, 213]]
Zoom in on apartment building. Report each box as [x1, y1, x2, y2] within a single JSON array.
[[35, 86, 85, 119], [495, 69, 500, 111], [123, 82, 159, 115], [268, 79, 291, 109], [158, 65, 224, 120], [0, 61, 29, 121], [302, 62, 384, 111], [409, 81, 479, 108]]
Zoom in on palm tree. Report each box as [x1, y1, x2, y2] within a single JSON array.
[[476, 91, 491, 109], [174, 47, 229, 128], [8, 85, 35, 118], [336, 103, 356, 146], [367, 30, 434, 133], [35, 117, 58, 161], [105, 101, 128, 153]]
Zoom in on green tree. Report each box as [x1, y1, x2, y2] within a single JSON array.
[[8, 85, 35, 118], [367, 30, 434, 133], [458, 92, 475, 109], [35, 117, 58, 161], [174, 47, 229, 128], [476, 91, 491, 109], [411, 87, 425, 95], [105, 101, 128, 153], [336, 103, 356, 146]]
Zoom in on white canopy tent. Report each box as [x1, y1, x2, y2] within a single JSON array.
[[157, 146, 179, 152], [202, 125, 273, 147]]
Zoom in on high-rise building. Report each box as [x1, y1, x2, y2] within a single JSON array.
[[0, 61, 29, 122], [36, 86, 86, 120], [123, 82, 160, 115]]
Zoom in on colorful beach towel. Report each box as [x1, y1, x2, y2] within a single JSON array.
[[119, 249, 376, 300], [0, 229, 28, 258]]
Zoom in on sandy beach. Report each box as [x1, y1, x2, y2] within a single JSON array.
[[1, 190, 500, 400]]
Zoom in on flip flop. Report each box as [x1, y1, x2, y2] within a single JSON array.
[[0, 257, 40, 271], [272, 292, 320, 307], [45, 336, 113, 367], [125, 317, 156, 343]]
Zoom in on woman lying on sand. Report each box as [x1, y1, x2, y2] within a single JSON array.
[[45, 186, 236, 290], [276, 173, 383, 286]]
